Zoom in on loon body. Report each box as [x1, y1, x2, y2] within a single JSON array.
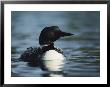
[[20, 26, 74, 70]]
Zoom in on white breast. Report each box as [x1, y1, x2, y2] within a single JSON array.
[[42, 50, 65, 60]]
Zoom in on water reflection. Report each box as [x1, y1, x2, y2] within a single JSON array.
[[40, 60, 65, 71], [41, 60, 65, 77], [42, 71, 64, 77]]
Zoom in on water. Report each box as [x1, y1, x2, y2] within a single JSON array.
[[11, 11, 100, 77]]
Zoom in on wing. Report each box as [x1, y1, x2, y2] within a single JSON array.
[[19, 47, 43, 66]]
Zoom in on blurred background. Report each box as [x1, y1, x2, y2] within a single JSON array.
[[11, 11, 100, 77]]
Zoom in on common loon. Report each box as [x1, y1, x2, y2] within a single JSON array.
[[19, 26, 74, 69]]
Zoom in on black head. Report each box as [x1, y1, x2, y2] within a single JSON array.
[[39, 26, 74, 46]]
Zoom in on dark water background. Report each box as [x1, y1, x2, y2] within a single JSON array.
[[11, 11, 100, 77]]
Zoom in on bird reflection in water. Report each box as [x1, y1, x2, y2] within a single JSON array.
[[40, 59, 65, 77]]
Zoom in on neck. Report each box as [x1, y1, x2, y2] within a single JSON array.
[[41, 43, 55, 52]]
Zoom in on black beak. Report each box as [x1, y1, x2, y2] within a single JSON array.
[[60, 31, 74, 37]]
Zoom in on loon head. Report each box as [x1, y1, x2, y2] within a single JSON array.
[[39, 26, 74, 46]]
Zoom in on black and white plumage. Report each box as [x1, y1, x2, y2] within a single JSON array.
[[20, 44, 63, 67], [19, 26, 74, 68]]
